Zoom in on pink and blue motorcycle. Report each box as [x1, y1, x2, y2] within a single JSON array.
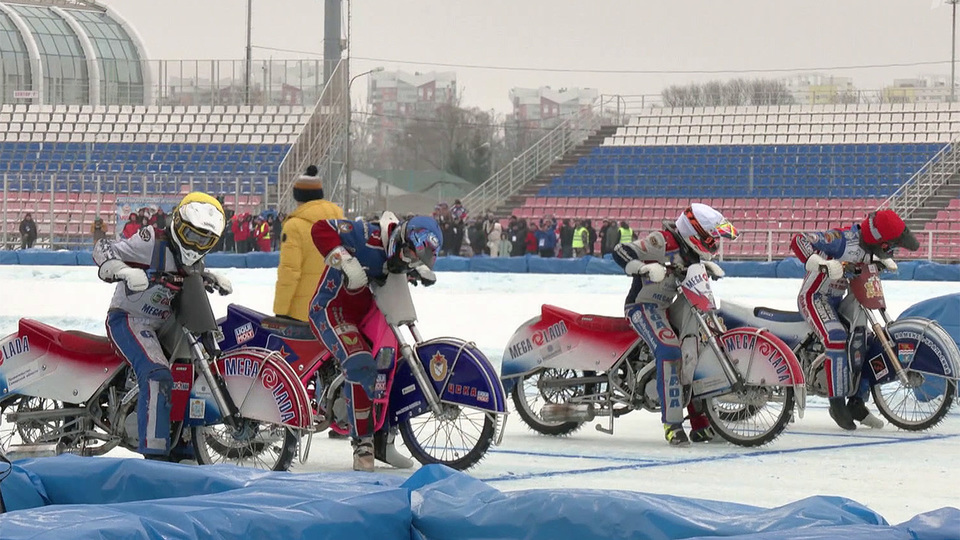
[[216, 272, 507, 470]]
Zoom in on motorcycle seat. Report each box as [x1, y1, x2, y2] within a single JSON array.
[[542, 305, 632, 333], [19, 319, 117, 358], [752, 307, 806, 324], [577, 315, 633, 333]]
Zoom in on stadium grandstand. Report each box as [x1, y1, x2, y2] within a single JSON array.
[[0, 0, 345, 250], [0, 1, 956, 263], [463, 102, 960, 262]]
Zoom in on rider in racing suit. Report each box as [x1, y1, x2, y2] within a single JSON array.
[[93, 193, 233, 460], [791, 209, 919, 431], [309, 213, 442, 471], [613, 203, 738, 447]]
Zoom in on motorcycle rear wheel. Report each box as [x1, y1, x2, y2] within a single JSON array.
[[0, 396, 80, 453], [192, 421, 298, 471], [705, 385, 795, 447], [871, 370, 956, 431], [511, 368, 592, 436], [398, 405, 495, 470]]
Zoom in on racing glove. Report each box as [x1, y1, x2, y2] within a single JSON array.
[[203, 270, 233, 296], [411, 266, 437, 287], [624, 260, 667, 282], [98, 259, 149, 292], [326, 246, 368, 290], [805, 254, 843, 280], [702, 260, 725, 279], [878, 258, 898, 272]]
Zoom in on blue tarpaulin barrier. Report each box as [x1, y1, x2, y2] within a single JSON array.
[[1, 251, 958, 280], [900, 293, 960, 351], [0, 456, 957, 540]]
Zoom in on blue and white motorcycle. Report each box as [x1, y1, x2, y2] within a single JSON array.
[[719, 262, 959, 431]]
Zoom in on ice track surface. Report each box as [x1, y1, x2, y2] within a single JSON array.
[[0, 266, 958, 524]]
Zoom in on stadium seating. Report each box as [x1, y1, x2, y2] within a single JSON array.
[[0, 103, 306, 247], [511, 104, 960, 261]]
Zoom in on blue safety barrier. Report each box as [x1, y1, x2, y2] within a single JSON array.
[[900, 294, 960, 351], [0, 456, 956, 540], [1, 251, 958, 280]]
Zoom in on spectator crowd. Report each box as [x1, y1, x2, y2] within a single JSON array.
[[432, 200, 638, 258]]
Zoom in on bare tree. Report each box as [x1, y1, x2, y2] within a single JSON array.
[[661, 79, 795, 107]]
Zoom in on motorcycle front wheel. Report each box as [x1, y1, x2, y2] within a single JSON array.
[[871, 371, 956, 431], [705, 385, 795, 447], [398, 405, 496, 470], [192, 420, 298, 471]]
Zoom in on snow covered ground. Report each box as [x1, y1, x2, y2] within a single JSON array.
[[0, 266, 958, 524]]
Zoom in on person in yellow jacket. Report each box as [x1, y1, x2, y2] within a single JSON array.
[[572, 221, 588, 257], [273, 165, 344, 321], [618, 220, 633, 244]]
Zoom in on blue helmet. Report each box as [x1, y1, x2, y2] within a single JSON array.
[[388, 216, 443, 269]]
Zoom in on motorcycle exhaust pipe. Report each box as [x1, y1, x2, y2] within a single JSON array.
[[4, 443, 61, 461], [540, 403, 596, 423]]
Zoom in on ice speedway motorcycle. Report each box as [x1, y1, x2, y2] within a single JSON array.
[[215, 272, 508, 470], [502, 263, 807, 447], [0, 273, 313, 471], [719, 261, 959, 431]]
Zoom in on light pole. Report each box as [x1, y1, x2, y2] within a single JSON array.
[[951, 0, 958, 102], [344, 67, 384, 216], [244, 0, 253, 105]]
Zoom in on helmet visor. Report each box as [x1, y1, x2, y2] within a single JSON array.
[[176, 220, 219, 251], [684, 207, 738, 254], [894, 227, 920, 252]]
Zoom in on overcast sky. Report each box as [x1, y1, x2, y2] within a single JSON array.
[[99, 0, 959, 112]]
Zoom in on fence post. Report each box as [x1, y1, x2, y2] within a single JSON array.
[[1, 173, 7, 250], [767, 230, 773, 262], [927, 230, 933, 261]]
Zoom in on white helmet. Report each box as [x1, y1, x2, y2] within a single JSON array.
[[675, 203, 738, 259], [170, 192, 225, 266]]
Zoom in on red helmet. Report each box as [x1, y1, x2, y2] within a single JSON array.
[[860, 210, 919, 252]]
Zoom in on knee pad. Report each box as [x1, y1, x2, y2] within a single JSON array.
[[342, 352, 377, 397]]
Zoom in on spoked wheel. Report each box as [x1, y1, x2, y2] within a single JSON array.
[[0, 396, 78, 453], [714, 402, 761, 422], [511, 368, 593, 436], [871, 370, 956, 431], [705, 385, 795, 447], [398, 404, 496, 470], [192, 420, 298, 471]]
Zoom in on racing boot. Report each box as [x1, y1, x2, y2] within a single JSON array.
[[688, 411, 715, 443], [828, 397, 856, 430], [663, 423, 690, 447], [847, 397, 884, 429], [375, 427, 414, 469], [352, 436, 375, 472]]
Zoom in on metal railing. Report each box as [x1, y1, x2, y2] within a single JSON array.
[[880, 138, 960, 218], [0, 174, 266, 250], [715, 229, 960, 263], [275, 60, 348, 214], [462, 106, 603, 215]]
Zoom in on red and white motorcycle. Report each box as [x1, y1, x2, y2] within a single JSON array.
[[501, 263, 806, 447], [0, 273, 313, 471]]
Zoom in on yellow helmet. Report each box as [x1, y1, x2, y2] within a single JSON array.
[[171, 192, 225, 266]]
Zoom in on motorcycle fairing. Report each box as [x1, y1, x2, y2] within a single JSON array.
[[863, 317, 960, 386], [0, 319, 124, 404], [695, 328, 805, 403], [216, 304, 325, 377], [391, 338, 506, 424], [186, 347, 313, 429], [717, 300, 813, 350], [500, 304, 637, 384]]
